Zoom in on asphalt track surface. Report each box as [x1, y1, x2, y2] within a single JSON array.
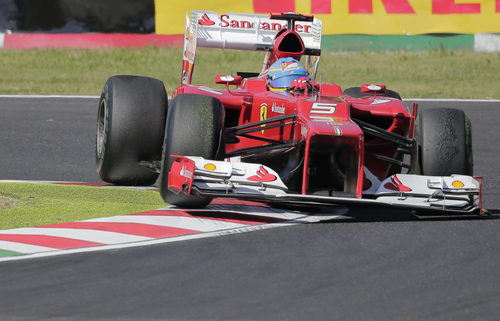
[[0, 97, 499, 321]]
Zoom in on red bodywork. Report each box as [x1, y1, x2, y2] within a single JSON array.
[[172, 14, 414, 199], [172, 81, 412, 199]]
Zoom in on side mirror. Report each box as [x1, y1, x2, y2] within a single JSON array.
[[361, 84, 386, 95], [215, 75, 243, 86]]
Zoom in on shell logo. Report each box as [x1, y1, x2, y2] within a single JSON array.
[[452, 180, 465, 188], [204, 163, 217, 171]]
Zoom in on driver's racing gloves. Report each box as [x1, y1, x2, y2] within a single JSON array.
[[288, 77, 319, 94]]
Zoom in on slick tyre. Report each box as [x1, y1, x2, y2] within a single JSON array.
[[415, 108, 473, 176], [159, 94, 225, 208], [96, 75, 168, 185], [343, 86, 402, 100]]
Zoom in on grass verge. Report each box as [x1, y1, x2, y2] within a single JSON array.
[[0, 183, 166, 230], [0, 48, 499, 98]]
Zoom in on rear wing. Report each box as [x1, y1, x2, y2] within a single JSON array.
[[181, 11, 323, 85]]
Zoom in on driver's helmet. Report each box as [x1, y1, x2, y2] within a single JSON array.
[[267, 57, 309, 91]]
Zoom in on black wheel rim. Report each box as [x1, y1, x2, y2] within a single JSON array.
[[96, 99, 107, 160]]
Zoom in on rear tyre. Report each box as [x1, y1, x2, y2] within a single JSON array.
[[159, 94, 225, 208], [415, 108, 473, 176], [96, 75, 168, 185], [343, 86, 402, 100]]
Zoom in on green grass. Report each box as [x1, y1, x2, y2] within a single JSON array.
[[0, 48, 499, 98], [0, 183, 165, 230]]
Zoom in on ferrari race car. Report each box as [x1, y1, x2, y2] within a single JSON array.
[[96, 11, 483, 214]]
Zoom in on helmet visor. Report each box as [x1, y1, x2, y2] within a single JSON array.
[[269, 74, 307, 89]]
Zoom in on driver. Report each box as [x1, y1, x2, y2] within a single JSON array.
[[267, 57, 317, 93]]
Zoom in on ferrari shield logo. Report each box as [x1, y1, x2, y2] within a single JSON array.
[[260, 103, 267, 133]]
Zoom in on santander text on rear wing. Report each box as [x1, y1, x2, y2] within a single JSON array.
[[181, 11, 323, 85]]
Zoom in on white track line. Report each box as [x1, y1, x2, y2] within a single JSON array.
[[207, 208, 306, 220], [85, 215, 249, 232], [161, 205, 310, 219], [404, 98, 500, 103], [0, 179, 90, 184], [0, 180, 158, 191], [0, 228, 151, 244], [0, 94, 99, 99], [0, 240, 55, 254]]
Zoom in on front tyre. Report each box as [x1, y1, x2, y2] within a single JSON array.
[[415, 108, 473, 176], [96, 75, 168, 185], [159, 94, 225, 208]]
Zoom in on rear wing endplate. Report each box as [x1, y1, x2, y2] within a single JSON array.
[[181, 11, 323, 85]]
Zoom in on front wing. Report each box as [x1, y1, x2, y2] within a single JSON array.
[[167, 156, 483, 214]]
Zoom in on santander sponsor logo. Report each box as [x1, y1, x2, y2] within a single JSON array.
[[198, 13, 216, 26], [198, 13, 312, 33], [247, 166, 277, 183]]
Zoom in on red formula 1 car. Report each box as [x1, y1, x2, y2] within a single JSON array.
[[96, 11, 482, 214]]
